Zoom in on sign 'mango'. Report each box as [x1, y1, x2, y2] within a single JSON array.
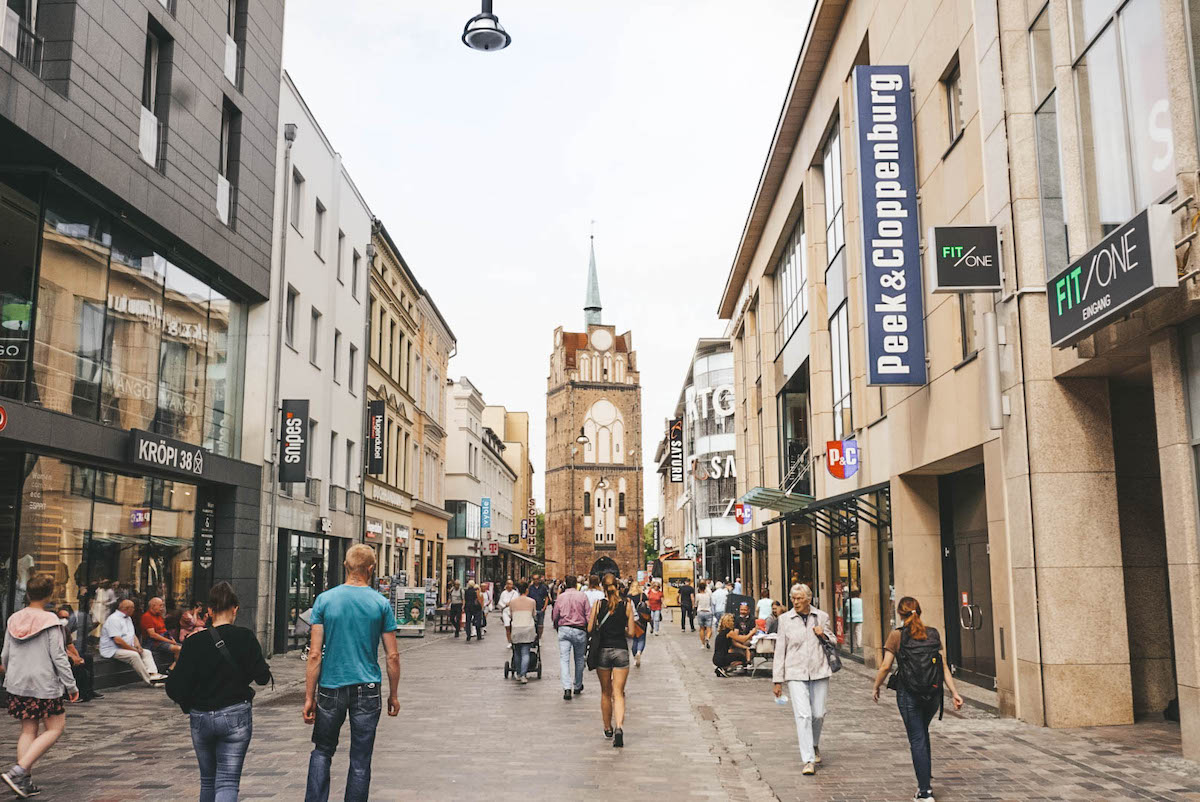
[[853, 65, 927, 385]]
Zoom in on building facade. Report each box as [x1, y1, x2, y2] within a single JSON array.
[[0, 0, 284, 675], [482, 405, 540, 580], [243, 72, 370, 654], [545, 241, 645, 579], [717, 0, 1200, 761]]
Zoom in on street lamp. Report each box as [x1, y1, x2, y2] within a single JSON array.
[[462, 0, 511, 52], [572, 428, 589, 579]]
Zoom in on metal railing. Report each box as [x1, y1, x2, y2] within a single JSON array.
[[780, 445, 811, 494]]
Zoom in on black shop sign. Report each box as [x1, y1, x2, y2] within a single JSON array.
[[367, 400, 385, 475], [927, 226, 1002, 292], [669, 418, 684, 483], [196, 500, 215, 569], [1046, 205, 1177, 348], [279, 399, 309, 484], [129, 430, 209, 479]]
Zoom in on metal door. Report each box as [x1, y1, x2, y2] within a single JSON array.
[[939, 466, 995, 687]]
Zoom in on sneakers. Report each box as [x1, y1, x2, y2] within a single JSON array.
[[801, 762, 816, 776], [2, 770, 38, 798], [148, 673, 168, 682], [813, 747, 821, 764], [635, 654, 641, 668], [913, 792, 935, 801], [563, 690, 572, 701], [612, 728, 624, 748], [300, 646, 310, 660], [573, 686, 583, 696], [714, 667, 729, 678], [519, 676, 527, 685]]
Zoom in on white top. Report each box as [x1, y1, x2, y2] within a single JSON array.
[[99, 610, 135, 658], [756, 598, 774, 620], [695, 591, 713, 613], [711, 588, 728, 613], [584, 588, 605, 607], [498, 589, 520, 625]]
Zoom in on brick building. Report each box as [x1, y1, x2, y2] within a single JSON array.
[[545, 239, 644, 579]]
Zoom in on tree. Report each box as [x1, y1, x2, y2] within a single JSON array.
[[536, 512, 545, 562], [644, 518, 659, 563]]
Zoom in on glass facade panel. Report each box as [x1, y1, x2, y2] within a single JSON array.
[[831, 305, 852, 441], [148, 479, 196, 609], [205, 289, 243, 456], [0, 176, 40, 401], [1119, 0, 1175, 205], [32, 185, 111, 418], [102, 228, 164, 429], [1076, 29, 1132, 239], [156, 263, 209, 444], [15, 456, 91, 610], [774, 217, 807, 351]]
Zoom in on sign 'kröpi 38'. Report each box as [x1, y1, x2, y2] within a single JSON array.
[[1046, 205, 1177, 348]]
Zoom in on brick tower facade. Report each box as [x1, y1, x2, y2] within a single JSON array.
[[545, 241, 644, 580]]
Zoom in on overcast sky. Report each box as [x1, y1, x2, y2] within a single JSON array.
[[282, 1, 814, 517]]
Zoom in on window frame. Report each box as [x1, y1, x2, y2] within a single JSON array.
[[289, 169, 305, 233], [309, 307, 321, 367], [313, 199, 326, 259]]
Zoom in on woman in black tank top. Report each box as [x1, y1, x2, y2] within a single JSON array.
[[587, 573, 636, 748]]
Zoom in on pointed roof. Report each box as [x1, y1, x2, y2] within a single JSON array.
[[584, 235, 602, 326]]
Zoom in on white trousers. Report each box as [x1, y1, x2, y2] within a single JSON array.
[[111, 648, 158, 683], [787, 678, 829, 763]]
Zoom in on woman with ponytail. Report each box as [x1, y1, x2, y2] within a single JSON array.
[[871, 597, 963, 802], [586, 572, 636, 747]]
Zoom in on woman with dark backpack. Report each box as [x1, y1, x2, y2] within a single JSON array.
[[871, 596, 963, 802], [167, 582, 273, 802]]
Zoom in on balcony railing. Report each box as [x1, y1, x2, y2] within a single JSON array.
[[780, 443, 812, 496], [1, 10, 43, 77]]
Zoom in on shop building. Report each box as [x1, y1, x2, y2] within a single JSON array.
[[0, 0, 284, 672], [482, 405, 541, 581], [716, 0, 1200, 761], [545, 240, 645, 579], [445, 377, 517, 585], [243, 73, 370, 654]]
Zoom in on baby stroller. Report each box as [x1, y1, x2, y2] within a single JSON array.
[[503, 638, 543, 680]]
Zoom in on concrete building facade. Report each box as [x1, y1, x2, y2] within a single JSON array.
[[545, 241, 645, 580], [482, 405, 540, 580], [717, 0, 1200, 761], [243, 72, 370, 654]]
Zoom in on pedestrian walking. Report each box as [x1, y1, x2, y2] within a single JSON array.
[[625, 581, 650, 668], [678, 578, 696, 631], [54, 606, 99, 703], [646, 582, 664, 635], [695, 581, 714, 648], [448, 581, 464, 638], [464, 581, 484, 642], [587, 573, 636, 748], [584, 574, 605, 608], [506, 582, 537, 684], [166, 581, 273, 802], [733, 577, 743, 595], [772, 583, 833, 777], [528, 574, 551, 640], [871, 596, 963, 802], [711, 581, 728, 619], [0, 574, 78, 799], [302, 544, 401, 802], [552, 576, 590, 701], [497, 579, 519, 641]]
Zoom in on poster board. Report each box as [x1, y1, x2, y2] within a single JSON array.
[[661, 560, 694, 608], [393, 587, 426, 638], [424, 578, 438, 619]]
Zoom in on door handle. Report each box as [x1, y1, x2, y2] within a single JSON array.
[[970, 604, 984, 631], [959, 605, 972, 629]]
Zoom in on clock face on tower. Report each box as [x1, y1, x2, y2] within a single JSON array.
[[589, 329, 613, 352]]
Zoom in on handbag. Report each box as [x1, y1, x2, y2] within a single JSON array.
[[819, 633, 843, 673], [585, 605, 613, 671]]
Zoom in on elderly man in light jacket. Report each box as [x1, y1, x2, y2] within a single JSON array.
[[772, 583, 832, 776]]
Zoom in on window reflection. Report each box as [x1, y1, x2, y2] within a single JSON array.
[[0, 176, 40, 401], [102, 230, 164, 429], [156, 264, 209, 444]]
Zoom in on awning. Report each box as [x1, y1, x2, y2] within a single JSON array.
[[704, 527, 768, 553], [508, 551, 544, 567], [738, 486, 814, 514], [765, 482, 891, 537]]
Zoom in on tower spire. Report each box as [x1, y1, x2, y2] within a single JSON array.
[[584, 233, 602, 326]]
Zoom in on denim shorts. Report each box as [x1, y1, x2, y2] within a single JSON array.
[[596, 647, 630, 669], [697, 612, 714, 628]]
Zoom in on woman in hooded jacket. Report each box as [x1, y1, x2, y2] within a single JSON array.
[[0, 573, 79, 799]]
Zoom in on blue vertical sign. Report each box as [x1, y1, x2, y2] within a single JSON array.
[[852, 66, 927, 385], [480, 497, 492, 528]]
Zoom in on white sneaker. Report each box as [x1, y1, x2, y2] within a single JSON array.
[[149, 673, 168, 682], [519, 676, 528, 685]]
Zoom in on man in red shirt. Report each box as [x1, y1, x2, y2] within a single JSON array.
[[140, 596, 181, 671]]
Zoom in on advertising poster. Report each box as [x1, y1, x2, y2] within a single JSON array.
[[393, 587, 426, 637], [661, 559, 694, 607]]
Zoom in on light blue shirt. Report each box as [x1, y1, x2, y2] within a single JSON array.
[[311, 584, 397, 688], [711, 588, 728, 615], [99, 610, 134, 658]]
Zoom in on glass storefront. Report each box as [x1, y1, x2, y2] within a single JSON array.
[[283, 532, 333, 651], [830, 509, 862, 658], [784, 519, 816, 594], [1, 452, 196, 650], [0, 174, 247, 457]]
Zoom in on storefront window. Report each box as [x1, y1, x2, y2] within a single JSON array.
[[32, 185, 111, 418], [780, 384, 810, 495], [830, 509, 862, 657], [14, 456, 91, 610], [148, 479, 195, 609], [102, 229, 164, 430], [285, 533, 330, 650], [784, 519, 815, 593], [0, 176, 41, 401]]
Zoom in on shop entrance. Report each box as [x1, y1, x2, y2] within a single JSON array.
[[276, 531, 334, 653], [939, 465, 995, 687]]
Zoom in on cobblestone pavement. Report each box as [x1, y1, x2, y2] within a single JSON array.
[[6, 611, 1200, 800]]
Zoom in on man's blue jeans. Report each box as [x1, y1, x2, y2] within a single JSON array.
[[558, 626, 587, 691], [305, 683, 382, 802], [896, 688, 940, 795], [189, 701, 252, 802]]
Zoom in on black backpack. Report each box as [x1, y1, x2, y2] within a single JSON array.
[[893, 627, 945, 717]]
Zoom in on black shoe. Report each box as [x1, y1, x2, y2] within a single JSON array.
[[574, 686, 583, 696], [603, 728, 613, 739], [613, 728, 624, 748], [454, 632, 460, 638], [89, 692, 103, 699], [564, 690, 572, 701]]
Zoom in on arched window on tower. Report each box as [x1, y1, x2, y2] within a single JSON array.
[[583, 399, 624, 464]]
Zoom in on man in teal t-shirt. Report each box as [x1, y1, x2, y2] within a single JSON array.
[[303, 544, 400, 802]]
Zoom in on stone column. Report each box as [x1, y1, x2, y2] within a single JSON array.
[[892, 475, 944, 639]]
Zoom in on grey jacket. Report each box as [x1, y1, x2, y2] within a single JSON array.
[[1, 608, 77, 699], [772, 607, 833, 683]]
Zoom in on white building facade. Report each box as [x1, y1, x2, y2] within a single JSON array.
[[243, 71, 372, 654]]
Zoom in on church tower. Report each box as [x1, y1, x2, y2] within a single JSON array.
[[545, 239, 644, 579]]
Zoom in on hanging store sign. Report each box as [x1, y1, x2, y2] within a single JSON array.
[[509, 534, 520, 544], [521, 519, 529, 539], [669, 418, 684, 483], [734, 503, 751, 525], [0, 404, 7, 433], [196, 500, 215, 569], [485, 542, 499, 556], [367, 400, 385, 475], [826, 439, 860, 480], [653, 519, 661, 553], [928, 226, 1002, 293], [853, 65, 927, 385], [1046, 205, 1177, 347], [480, 497, 492, 528], [0, 338, 27, 362], [278, 399, 309, 484], [129, 429, 208, 478], [527, 497, 537, 555]]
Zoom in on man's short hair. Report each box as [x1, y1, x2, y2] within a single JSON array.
[[345, 543, 377, 576], [517, 580, 530, 594], [564, 576, 577, 589], [26, 574, 53, 602]]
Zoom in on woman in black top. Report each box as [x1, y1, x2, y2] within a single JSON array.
[[166, 582, 271, 802], [587, 572, 637, 747], [712, 614, 751, 676]]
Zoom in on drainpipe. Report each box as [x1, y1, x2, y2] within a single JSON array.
[[362, 225, 378, 556], [265, 122, 297, 655]]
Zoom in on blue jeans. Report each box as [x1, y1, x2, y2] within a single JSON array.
[[629, 631, 646, 656], [513, 642, 531, 677], [558, 626, 587, 691], [897, 688, 940, 794], [651, 610, 662, 633], [305, 683, 382, 802], [189, 701, 252, 802]]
